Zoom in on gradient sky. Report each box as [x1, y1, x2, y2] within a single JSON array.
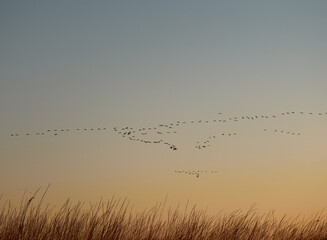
[[1, 1, 327, 217]]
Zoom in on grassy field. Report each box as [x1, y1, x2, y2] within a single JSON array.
[[1, 189, 327, 240]]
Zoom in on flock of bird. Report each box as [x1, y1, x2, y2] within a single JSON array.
[[174, 170, 218, 178], [263, 129, 301, 135], [113, 126, 178, 150], [113, 111, 326, 150], [195, 132, 238, 149], [10, 127, 107, 137], [8, 110, 326, 179], [10, 111, 326, 152]]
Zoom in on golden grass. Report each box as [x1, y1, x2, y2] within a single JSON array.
[[1, 188, 327, 239]]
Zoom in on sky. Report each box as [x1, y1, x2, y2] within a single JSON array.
[[1, 1, 327, 217]]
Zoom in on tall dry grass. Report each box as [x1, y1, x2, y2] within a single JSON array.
[[1, 188, 327, 240]]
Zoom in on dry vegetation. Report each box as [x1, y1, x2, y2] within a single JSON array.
[[1, 188, 327, 240]]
